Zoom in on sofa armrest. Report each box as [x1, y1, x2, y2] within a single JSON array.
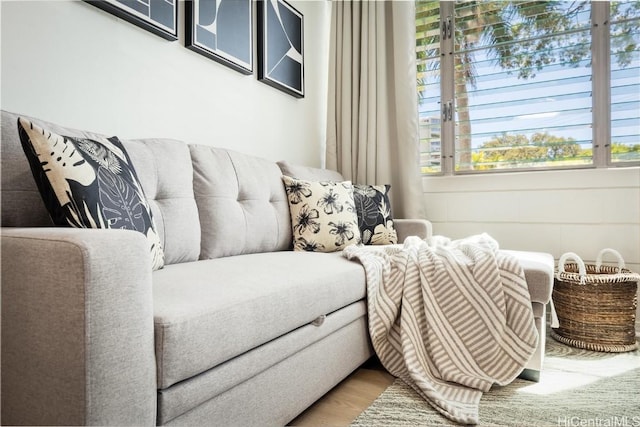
[[394, 218, 433, 242], [1, 227, 156, 426]]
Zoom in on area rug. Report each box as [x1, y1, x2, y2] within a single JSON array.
[[352, 334, 640, 426]]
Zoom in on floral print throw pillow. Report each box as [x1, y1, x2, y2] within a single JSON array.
[[353, 184, 397, 245], [282, 176, 361, 252], [17, 117, 165, 270]]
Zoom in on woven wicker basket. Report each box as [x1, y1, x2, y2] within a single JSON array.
[[552, 249, 640, 353]]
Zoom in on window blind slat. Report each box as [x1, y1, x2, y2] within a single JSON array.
[[452, 0, 594, 171], [610, 13, 640, 163], [417, 0, 442, 174], [416, 0, 639, 173]]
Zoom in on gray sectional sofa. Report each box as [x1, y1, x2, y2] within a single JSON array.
[[1, 109, 553, 426]]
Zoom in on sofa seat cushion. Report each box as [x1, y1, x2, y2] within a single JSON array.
[[152, 251, 366, 389]]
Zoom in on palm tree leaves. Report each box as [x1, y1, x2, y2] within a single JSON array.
[[454, 1, 591, 80], [610, 1, 640, 67], [418, 1, 593, 170], [354, 187, 379, 227], [17, 118, 97, 210], [77, 138, 123, 175], [17, 117, 165, 270], [353, 184, 397, 246], [97, 167, 147, 230]]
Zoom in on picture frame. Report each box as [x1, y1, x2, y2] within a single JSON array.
[[185, 0, 253, 75], [257, 0, 304, 98], [86, 0, 178, 41]]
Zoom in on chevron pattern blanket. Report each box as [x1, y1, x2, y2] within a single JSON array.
[[343, 234, 538, 425]]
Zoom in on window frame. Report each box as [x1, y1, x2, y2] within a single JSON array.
[[418, 1, 640, 176]]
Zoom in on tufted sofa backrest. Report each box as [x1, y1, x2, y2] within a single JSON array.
[[190, 145, 292, 259], [0, 110, 350, 263], [0, 110, 201, 265], [1, 110, 52, 228]]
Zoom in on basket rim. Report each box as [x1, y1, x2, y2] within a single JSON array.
[[555, 262, 640, 285]]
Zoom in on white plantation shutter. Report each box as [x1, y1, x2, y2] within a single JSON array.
[[416, 1, 442, 174], [610, 3, 640, 164], [416, 0, 640, 175], [454, 1, 593, 171]]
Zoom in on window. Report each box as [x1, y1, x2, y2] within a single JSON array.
[[610, 2, 640, 164], [416, 1, 640, 175]]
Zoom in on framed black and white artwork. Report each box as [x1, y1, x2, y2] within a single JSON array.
[[185, 0, 253, 75], [257, 0, 304, 98], [86, 0, 178, 40]]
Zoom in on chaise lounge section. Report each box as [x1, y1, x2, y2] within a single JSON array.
[[1, 109, 553, 426]]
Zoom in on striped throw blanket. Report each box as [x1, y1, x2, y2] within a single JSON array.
[[343, 234, 538, 425]]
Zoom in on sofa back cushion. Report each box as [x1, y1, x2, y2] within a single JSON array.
[[123, 138, 201, 264], [0, 110, 201, 265], [190, 145, 292, 259], [277, 160, 345, 182], [1, 111, 53, 228]]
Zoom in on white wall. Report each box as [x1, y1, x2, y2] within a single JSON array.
[[4, 1, 639, 275], [423, 167, 640, 274], [0, 0, 331, 166]]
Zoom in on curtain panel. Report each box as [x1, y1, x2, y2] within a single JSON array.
[[326, 0, 425, 219]]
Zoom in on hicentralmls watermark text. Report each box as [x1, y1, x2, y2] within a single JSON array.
[[558, 416, 640, 427]]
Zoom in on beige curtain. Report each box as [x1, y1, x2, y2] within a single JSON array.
[[326, 0, 425, 219]]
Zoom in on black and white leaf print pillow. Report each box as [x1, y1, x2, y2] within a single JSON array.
[[17, 117, 165, 270], [282, 176, 360, 252], [353, 184, 397, 245]]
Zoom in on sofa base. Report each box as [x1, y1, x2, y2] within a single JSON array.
[[163, 305, 548, 427], [157, 301, 369, 424], [518, 305, 547, 382], [163, 315, 373, 426], [519, 368, 540, 382], [505, 249, 554, 384]]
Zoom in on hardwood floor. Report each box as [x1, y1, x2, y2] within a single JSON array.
[[289, 358, 395, 426]]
